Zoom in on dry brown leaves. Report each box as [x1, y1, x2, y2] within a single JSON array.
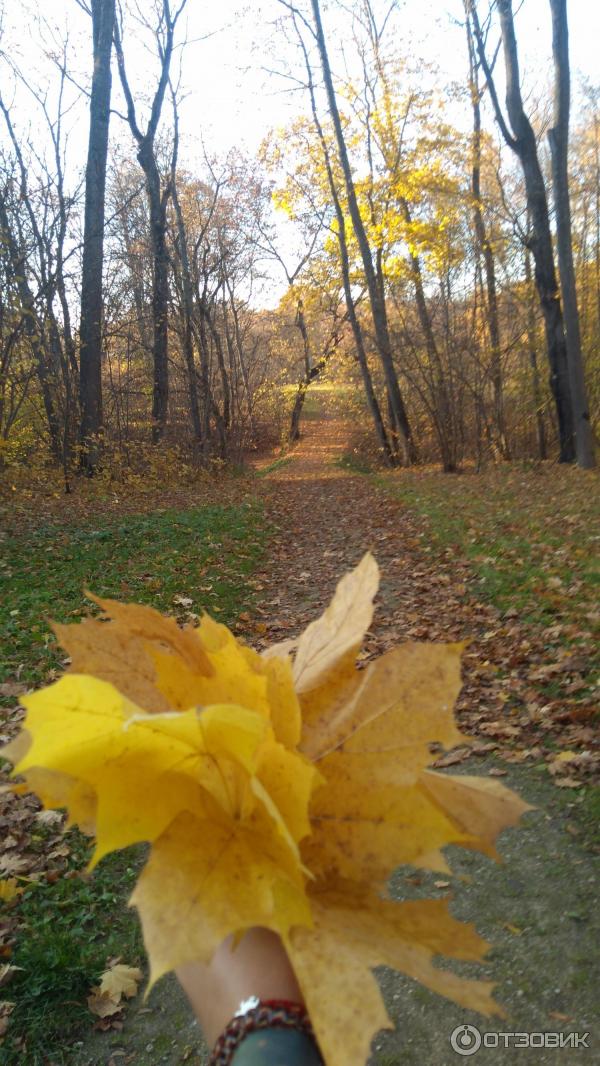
[[251, 416, 599, 791], [87, 960, 143, 1027], [1, 693, 73, 958]]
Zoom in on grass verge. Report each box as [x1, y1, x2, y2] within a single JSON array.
[[255, 456, 294, 478], [0, 501, 266, 687], [2, 842, 145, 1066], [376, 462, 600, 842], [0, 500, 267, 1064], [376, 463, 599, 642]]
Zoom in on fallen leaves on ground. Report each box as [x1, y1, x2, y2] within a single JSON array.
[[3, 553, 531, 1066], [0, 1001, 15, 1038], [0, 784, 69, 962], [2, 410, 595, 1061], [0, 964, 22, 990], [252, 417, 599, 789], [0, 881, 23, 905], [87, 961, 143, 1021]]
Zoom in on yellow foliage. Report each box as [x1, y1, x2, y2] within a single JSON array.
[[0, 879, 24, 903], [3, 553, 532, 1065]]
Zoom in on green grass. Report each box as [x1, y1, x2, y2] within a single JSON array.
[[335, 451, 375, 475], [0, 499, 268, 1063], [375, 464, 600, 740], [576, 786, 600, 849], [1, 841, 144, 1066], [284, 381, 362, 422], [256, 455, 293, 477], [376, 466, 599, 637], [0, 501, 266, 687]]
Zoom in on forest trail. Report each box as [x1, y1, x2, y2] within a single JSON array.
[[252, 406, 520, 721], [252, 408, 479, 663], [73, 404, 599, 1066]]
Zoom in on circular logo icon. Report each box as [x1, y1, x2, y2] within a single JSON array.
[[450, 1024, 482, 1056]]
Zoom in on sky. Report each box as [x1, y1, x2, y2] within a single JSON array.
[[3, 0, 599, 158], [170, 0, 600, 158], [1, 0, 599, 303]]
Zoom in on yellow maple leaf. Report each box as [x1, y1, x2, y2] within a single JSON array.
[[292, 552, 379, 694], [53, 595, 214, 713], [0, 879, 23, 904], [99, 962, 143, 1002], [54, 600, 301, 748], [287, 883, 501, 1066], [12, 675, 318, 960], [2, 553, 532, 1066], [132, 809, 313, 985], [86, 988, 122, 1019]]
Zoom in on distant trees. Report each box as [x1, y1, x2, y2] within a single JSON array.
[[309, 0, 416, 465], [468, 0, 595, 468], [114, 0, 188, 444], [0, 0, 597, 481], [0, 53, 79, 483], [267, 0, 597, 470]]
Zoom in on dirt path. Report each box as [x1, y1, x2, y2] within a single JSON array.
[[73, 410, 599, 1066]]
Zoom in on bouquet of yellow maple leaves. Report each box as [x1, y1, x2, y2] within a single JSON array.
[[3, 554, 529, 1065]]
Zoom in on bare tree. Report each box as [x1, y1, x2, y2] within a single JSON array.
[[469, 0, 575, 462], [306, 0, 416, 463], [465, 7, 509, 459], [0, 187, 62, 460], [113, 0, 188, 443], [290, 9, 393, 461], [0, 75, 78, 481], [79, 0, 116, 473], [548, 0, 595, 467]]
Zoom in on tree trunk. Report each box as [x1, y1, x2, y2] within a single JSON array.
[[465, 12, 510, 458], [470, 0, 575, 461], [295, 300, 311, 380], [400, 198, 458, 471], [289, 380, 308, 443], [137, 146, 170, 444], [114, 2, 186, 444], [193, 306, 213, 451], [79, 0, 115, 473], [525, 244, 548, 459], [224, 276, 256, 437], [171, 185, 203, 443], [310, 0, 415, 464], [548, 0, 595, 467], [289, 325, 343, 442], [290, 300, 311, 441], [205, 305, 230, 431]]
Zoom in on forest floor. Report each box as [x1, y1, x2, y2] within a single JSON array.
[[1, 394, 599, 1065]]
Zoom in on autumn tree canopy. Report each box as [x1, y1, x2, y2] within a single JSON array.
[[0, 0, 597, 479]]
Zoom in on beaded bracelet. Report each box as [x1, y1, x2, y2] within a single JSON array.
[[208, 998, 323, 1065]]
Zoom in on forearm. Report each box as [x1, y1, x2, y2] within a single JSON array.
[[176, 928, 305, 1049]]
